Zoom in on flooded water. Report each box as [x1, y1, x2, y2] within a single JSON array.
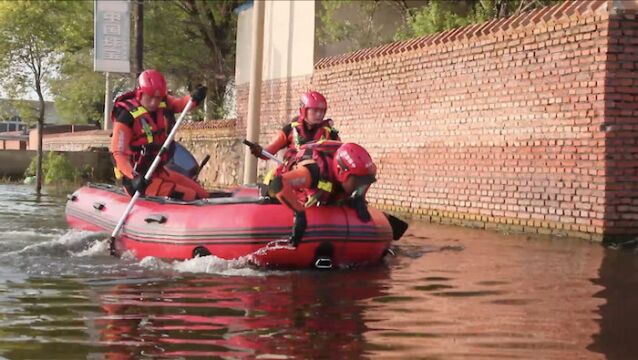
[[0, 184, 636, 359]]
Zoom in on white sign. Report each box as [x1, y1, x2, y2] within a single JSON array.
[[94, 0, 130, 73]]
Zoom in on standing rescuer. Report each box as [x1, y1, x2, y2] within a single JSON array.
[[110, 69, 208, 201]]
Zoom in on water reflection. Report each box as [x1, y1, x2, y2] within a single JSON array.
[[363, 222, 607, 359], [0, 268, 391, 359], [4, 184, 638, 359], [96, 269, 390, 359], [589, 248, 638, 360]]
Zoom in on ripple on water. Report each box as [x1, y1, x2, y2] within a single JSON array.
[[0, 184, 630, 359]]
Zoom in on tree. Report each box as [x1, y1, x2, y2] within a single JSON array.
[[398, 0, 563, 39], [395, 0, 473, 40], [49, 0, 114, 126], [47, 1, 241, 124], [318, 0, 402, 52], [145, 0, 241, 119], [51, 49, 131, 126], [0, 1, 79, 194], [175, 0, 240, 119], [50, 51, 105, 125]]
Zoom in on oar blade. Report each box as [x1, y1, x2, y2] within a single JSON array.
[[384, 213, 409, 240]]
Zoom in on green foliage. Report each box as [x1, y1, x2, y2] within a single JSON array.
[[25, 152, 81, 185], [319, 0, 564, 48], [0, 99, 39, 125], [0, 0, 105, 125], [317, 0, 356, 45], [50, 51, 103, 124], [318, 0, 397, 51], [473, 0, 501, 22], [44, 152, 79, 184], [398, 0, 563, 39], [471, 0, 563, 22], [145, 2, 208, 84], [160, 0, 241, 119], [0, 1, 82, 101], [0, 1, 95, 192], [47, 0, 115, 125], [396, 1, 473, 40], [46, 0, 241, 122]]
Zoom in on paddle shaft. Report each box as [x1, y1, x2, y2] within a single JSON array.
[[261, 149, 283, 164], [109, 99, 196, 254], [243, 139, 283, 165], [195, 154, 211, 178]]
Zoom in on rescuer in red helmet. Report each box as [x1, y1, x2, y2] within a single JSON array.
[[247, 91, 340, 163], [110, 69, 209, 201], [268, 140, 377, 247]]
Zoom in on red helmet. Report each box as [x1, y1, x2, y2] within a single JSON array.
[[136, 69, 167, 98], [299, 91, 327, 120], [332, 143, 377, 183]]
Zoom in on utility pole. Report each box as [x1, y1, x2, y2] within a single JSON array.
[[243, 0, 265, 184], [103, 72, 113, 130], [134, 0, 144, 77]]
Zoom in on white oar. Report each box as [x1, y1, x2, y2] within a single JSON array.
[[109, 99, 196, 255]]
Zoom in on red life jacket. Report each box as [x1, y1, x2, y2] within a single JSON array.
[[291, 140, 345, 206], [112, 91, 174, 174], [281, 117, 338, 158], [276, 117, 339, 174], [289, 117, 337, 148]]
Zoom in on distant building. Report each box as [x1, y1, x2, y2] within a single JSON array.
[[0, 119, 27, 133], [0, 130, 28, 150], [0, 98, 62, 133]]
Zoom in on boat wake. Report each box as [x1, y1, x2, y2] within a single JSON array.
[[136, 255, 273, 276], [135, 240, 298, 276], [1, 230, 108, 258]]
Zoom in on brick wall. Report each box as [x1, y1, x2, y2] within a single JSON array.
[[320, 0, 611, 241], [0, 139, 26, 150], [29, 124, 100, 150], [603, 1, 638, 242], [236, 76, 311, 178], [235, 0, 636, 241], [42, 130, 111, 151]]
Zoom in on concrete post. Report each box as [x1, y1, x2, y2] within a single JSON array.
[[243, 0, 265, 184]]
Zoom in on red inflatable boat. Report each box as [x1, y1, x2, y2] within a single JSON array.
[[65, 183, 405, 269]]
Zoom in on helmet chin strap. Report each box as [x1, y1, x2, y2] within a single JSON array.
[[351, 184, 369, 198]]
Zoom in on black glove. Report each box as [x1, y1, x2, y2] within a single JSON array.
[[190, 85, 208, 104], [249, 143, 263, 157], [131, 175, 150, 195], [289, 211, 307, 247], [350, 196, 371, 222]]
